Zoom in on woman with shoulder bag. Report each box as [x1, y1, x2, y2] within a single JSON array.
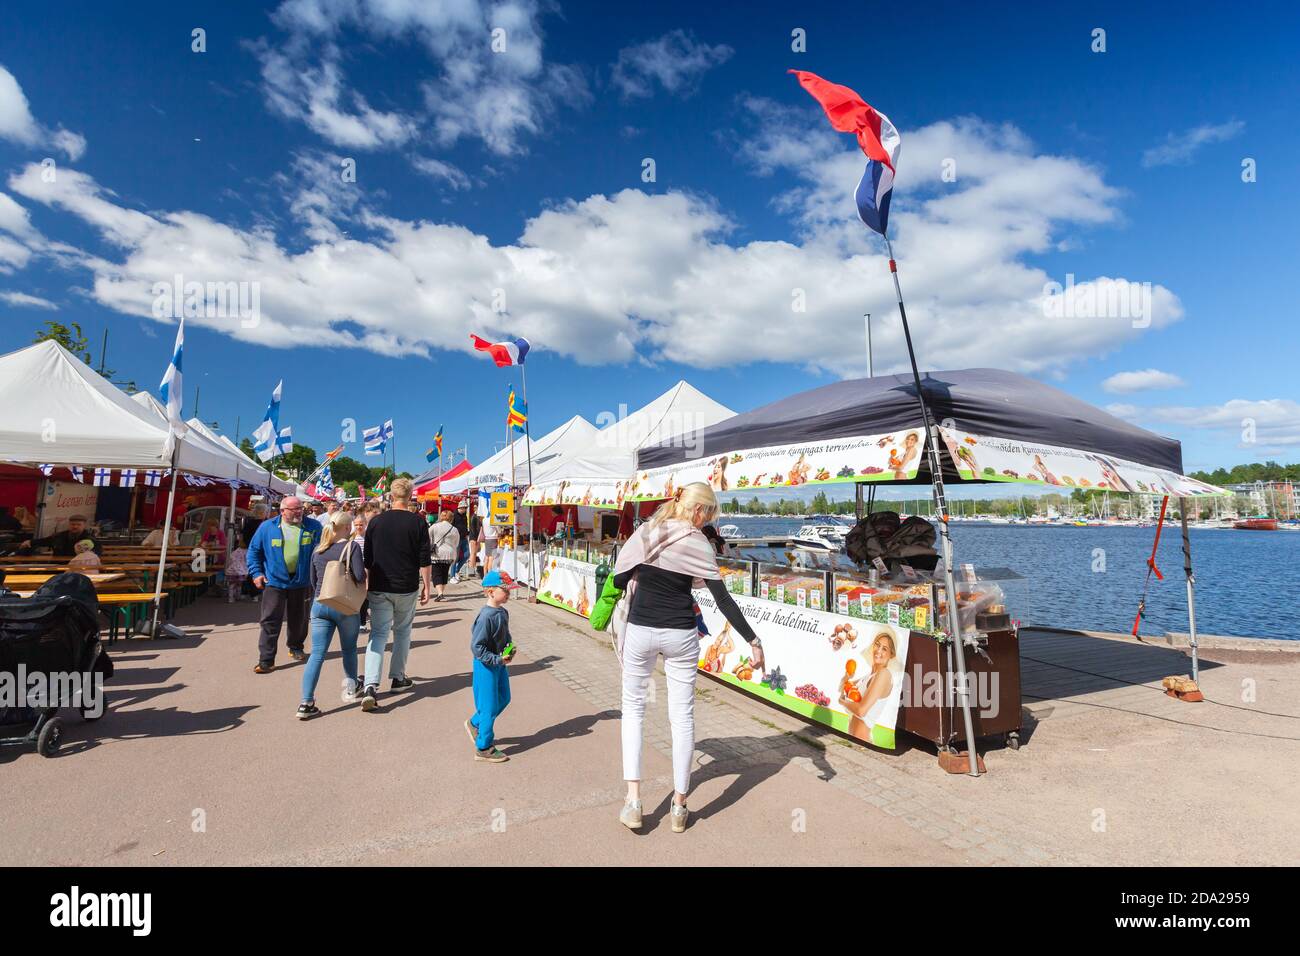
[[428, 509, 460, 602], [611, 482, 765, 834], [298, 511, 367, 719]]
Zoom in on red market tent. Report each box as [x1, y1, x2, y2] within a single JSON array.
[[414, 458, 473, 499]]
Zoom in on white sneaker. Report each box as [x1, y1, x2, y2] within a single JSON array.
[[619, 799, 643, 831], [341, 677, 362, 703], [670, 803, 689, 833]]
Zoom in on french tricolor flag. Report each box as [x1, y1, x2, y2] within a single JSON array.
[[471, 334, 530, 368], [789, 70, 901, 236]]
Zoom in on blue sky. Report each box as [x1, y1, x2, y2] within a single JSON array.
[[0, 0, 1296, 485]]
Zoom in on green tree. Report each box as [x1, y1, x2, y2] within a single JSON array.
[[330, 456, 371, 485], [274, 442, 318, 480], [34, 320, 97, 368]]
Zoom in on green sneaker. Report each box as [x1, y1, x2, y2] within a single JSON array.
[[475, 747, 509, 763]]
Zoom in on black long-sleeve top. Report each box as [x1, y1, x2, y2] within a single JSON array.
[[612, 564, 761, 645]]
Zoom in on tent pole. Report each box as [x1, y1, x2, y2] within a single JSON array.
[[883, 234, 981, 777], [147, 448, 181, 638], [1180, 499, 1199, 683]]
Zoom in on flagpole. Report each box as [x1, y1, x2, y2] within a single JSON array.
[[521, 363, 534, 488], [883, 233, 981, 776], [147, 446, 181, 638]]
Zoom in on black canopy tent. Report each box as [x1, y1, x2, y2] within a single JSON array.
[[636, 367, 1213, 767], [638, 368, 1184, 479]]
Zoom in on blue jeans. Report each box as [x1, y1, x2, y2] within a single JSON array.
[[364, 589, 418, 687], [450, 540, 468, 579], [470, 658, 511, 750], [302, 601, 360, 703]]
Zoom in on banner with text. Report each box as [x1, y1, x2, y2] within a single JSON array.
[[693, 590, 910, 749]]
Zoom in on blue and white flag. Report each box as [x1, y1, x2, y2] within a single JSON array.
[[252, 380, 292, 462], [363, 420, 393, 456], [93, 467, 112, 487], [144, 470, 163, 487], [72, 466, 85, 483], [119, 469, 137, 488], [158, 318, 188, 437], [317, 466, 334, 495], [39, 464, 53, 477]]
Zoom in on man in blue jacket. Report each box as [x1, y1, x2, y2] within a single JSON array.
[[247, 496, 323, 673]]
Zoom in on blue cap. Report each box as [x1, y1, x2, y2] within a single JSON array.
[[482, 570, 519, 589]]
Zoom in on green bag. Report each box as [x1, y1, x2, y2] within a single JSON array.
[[589, 566, 624, 632]]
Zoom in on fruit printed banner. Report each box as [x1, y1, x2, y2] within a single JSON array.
[[522, 478, 624, 510], [496, 549, 543, 588], [936, 427, 1229, 497], [693, 590, 910, 750], [626, 429, 926, 502], [534, 553, 597, 618]]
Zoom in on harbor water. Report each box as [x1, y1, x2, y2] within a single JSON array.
[[722, 518, 1297, 641]]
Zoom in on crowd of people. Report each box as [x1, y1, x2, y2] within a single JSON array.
[[6, 473, 756, 829], [237, 477, 759, 829]]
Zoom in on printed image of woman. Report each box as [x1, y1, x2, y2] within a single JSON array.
[[1032, 454, 1059, 485], [708, 457, 729, 492], [701, 622, 735, 673], [787, 453, 811, 486], [893, 432, 920, 479], [1089, 454, 1136, 493], [840, 631, 903, 742]]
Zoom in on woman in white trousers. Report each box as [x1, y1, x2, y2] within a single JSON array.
[[611, 482, 764, 833]]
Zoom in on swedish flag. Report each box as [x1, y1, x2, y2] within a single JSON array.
[[506, 387, 527, 434]]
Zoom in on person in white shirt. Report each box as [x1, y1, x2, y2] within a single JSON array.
[[142, 520, 180, 548]]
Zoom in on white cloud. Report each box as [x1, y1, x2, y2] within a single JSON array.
[[255, 0, 588, 157], [0, 65, 86, 160], [0, 190, 37, 239], [1102, 368, 1186, 394], [1139, 399, 1300, 449], [0, 289, 57, 309], [1141, 120, 1244, 168], [611, 30, 733, 99], [411, 156, 471, 190], [254, 41, 416, 150], [6, 106, 1183, 378], [0, 236, 32, 273]]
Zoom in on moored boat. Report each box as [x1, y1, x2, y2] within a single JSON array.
[[1233, 517, 1279, 531]]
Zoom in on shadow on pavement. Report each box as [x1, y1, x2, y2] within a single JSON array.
[[639, 733, 837, 833], [496, 709, 619, 755]]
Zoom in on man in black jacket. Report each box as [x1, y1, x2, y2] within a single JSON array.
[[359, 478, 431, 709], [449, 499, 469, 582], [19, 514, 101, 557]]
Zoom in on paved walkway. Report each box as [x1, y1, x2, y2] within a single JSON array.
[[1, 580, 1297, 866]]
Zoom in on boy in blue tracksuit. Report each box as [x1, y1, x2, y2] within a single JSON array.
[[465, 569, 518, 763], [246, 497, 323, 673]]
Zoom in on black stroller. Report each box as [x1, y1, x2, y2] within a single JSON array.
[[0, 571, 113, 757]]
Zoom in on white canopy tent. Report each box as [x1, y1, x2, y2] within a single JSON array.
[[438, 415, 599, 495], [129, 392, 292, 493], [0, 341, 231, 474], [522, 381, 735, 508]]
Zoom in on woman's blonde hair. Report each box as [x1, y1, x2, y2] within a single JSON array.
[[316, 511, 354, 552], [647, 481, 718, 530]]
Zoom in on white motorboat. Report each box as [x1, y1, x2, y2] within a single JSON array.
[[789, 522, 850, 552], [718, 524, 742, 539]]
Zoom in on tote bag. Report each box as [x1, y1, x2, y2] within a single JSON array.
[[318, 539, 366, 615]]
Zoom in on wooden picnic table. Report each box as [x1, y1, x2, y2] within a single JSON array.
[[2, 572, 126, 588]]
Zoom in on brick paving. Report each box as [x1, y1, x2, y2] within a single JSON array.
[[507, 597, 1083, 865]]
